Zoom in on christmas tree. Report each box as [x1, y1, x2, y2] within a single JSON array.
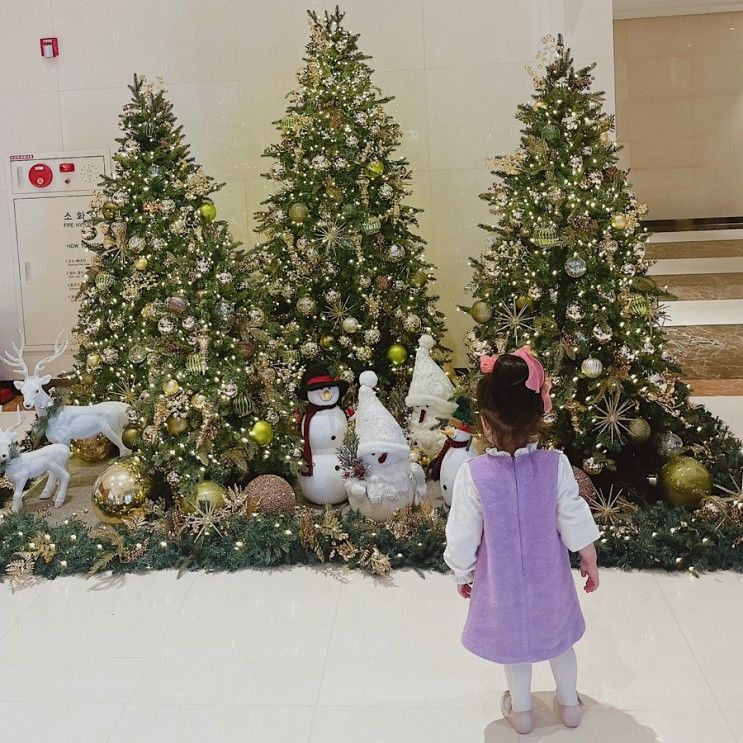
[[71, 75, 296, 496], [464, 36, 741, 499], [246, 7, 447, 409]]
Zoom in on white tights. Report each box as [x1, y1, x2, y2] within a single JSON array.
[[503, 646, 579, 712]]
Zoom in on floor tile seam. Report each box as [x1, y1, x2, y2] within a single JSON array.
[[653, 573, 728, 714], [307, 581, 344, 743], [0, 579, 52, 642], [104, 573, 200, 742]]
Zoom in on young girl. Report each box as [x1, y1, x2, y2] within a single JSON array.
[[444, 346, 600, 735]]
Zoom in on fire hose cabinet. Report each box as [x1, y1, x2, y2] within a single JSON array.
[[5, 151, 110, 362]]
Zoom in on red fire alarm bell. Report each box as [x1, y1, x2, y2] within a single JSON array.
[[29, 163, 53, 188], [40, 37, 59, 58]]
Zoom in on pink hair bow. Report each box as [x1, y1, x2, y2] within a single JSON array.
[[479, 346, 553, 414]]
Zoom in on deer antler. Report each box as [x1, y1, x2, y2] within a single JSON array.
[[2, 331, 29, 378], [34, 331, 69, 375]]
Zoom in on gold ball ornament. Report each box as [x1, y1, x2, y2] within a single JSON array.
[[191, 393, 207, 410], [366, 159, 385, 178], [660, 456, 712, 508], [249, 420, 274, 447], [198, 202, 217, 221], [387, 344, 408, 365], [71, 434, 114, 463], [163, 378, 180, 396], [86, 353, 102, 369], [627, 417, 651, 444], [166, 414, 190, 435], [134, 256, 149, 271], [244, 475, 296, 515], [319, 335, 335, 350], [122, 427, 142, 449], [92, 458, 150, 524], [342, 316, 360, 334], [288, 202, 309, 223], [611, 214, 627, 230], [181, 480, 227, 514], [470, 300, 493, 324]]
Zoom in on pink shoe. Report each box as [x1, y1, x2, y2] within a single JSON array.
[[501, 691, 533, 735], [555, 695, 583, 728]]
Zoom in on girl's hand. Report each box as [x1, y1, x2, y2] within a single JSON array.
[[580, 558, 599, 593], [457, 583, 472, 599]]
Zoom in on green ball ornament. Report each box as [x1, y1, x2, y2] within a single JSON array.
[[541, 123, 560, 142], [199, 202, 217, 222], [387, 344, 408, 365], [319, 335, 335, 350], [660, 456, 712, 507], [233, 394, 251, 417], [181, 480, 227, 514], [362, 216, 382, 235], [366, 160, 385, 178], [627, 417, 651, 444], [249, 420, 274, 447], [288, 203, 309, 223], [186, 353, 202, 374], [469, 300, 493, 324], [101, 201, 118, 220]]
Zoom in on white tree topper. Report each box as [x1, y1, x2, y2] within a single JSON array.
[[3, 332, 132, 456], [0, 409, 71, 513]]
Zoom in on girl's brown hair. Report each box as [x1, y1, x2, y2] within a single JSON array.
[[476, 354, 544, 453]]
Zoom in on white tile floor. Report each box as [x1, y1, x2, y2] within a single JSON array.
[[1, 568, 742, 742]]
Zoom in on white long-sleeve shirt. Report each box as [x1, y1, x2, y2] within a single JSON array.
[[443, 444, 601, 584]]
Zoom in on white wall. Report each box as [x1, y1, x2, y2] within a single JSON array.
[[0, 0, 614, 371]]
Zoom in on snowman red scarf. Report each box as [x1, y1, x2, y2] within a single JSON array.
[[300, 402, 353, 477], [429, 430, 471, 480]]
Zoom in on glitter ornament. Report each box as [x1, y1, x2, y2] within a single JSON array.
[[244, 475, 296, 514], [81, 225, 97, 241], [191, 393, 207, 410], [582, 457, 604, 475], [627, 417, 651, 444], [565, 256, 587, 277], [387, 244, 406, 262], [128, 236, 145, 253], [158, 317, 174, 334], [470, 300, 493, 324], [72, 434, 114, 463], [133, 256, 149, 271], [166, 296, 188, 315], [541, 123, 560, 142], [163, 379, 180, 396], [403, 313, 421, 332], [288, 203, 309, 223], [660, 457, 712, 507], [657, 431, 683, 458], [566, 304, 583, 321], [147, 164, 161, 178], [301, 341, 319, 358], [296, 297, 317, 316], [221, 381, 238, 399], [129, 346, 147, 364]]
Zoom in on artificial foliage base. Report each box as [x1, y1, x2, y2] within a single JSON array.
[[2, 475, 741, 589]]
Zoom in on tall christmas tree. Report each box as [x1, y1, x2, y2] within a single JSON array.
[[464, 36, 741, 498], [246, 7, 447, 408], [71, 75, 295, 495]]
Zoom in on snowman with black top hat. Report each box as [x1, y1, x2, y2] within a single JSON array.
[[298, 365, 350, 505]]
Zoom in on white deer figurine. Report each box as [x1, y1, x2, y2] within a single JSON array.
[[0, 409, 71, 513], [3, 332, 132, 457]]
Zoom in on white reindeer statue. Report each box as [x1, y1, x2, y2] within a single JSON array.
[[3, 332, 132, 457], [0, 409, 71, 513]]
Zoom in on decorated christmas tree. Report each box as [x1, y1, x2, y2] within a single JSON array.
[[464, 36, 741, 501], [71, 75, 296, 496], [246, 7, 447, 409]]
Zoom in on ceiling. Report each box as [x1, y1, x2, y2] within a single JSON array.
[[614, 0, 743, 19]]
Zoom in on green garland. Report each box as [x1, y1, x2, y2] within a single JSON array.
[[1, 499, 741, 588]]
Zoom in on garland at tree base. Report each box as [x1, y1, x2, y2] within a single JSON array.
[[1, 499, 741, 589]]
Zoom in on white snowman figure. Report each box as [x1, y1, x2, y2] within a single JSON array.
[[430, 399, 477, 507], [405, 334, 457, 459], [345, 371, 427, 521], [297, 365, 350, 506]]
